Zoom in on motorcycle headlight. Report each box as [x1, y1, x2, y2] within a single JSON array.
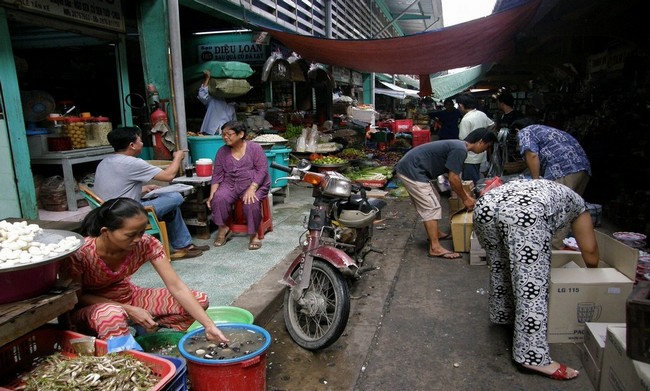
[[322, 176, 352, 198]]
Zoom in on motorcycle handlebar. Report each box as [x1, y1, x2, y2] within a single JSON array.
[[270, 162, 293, 173]]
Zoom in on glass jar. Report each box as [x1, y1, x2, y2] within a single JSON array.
[[91, 116, 112, 146], [84, 117, 102, 147], [62, 117, 86, 149], [46, 117, 64, 136]]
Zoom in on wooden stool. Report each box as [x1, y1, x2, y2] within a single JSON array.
[[227, 197, 273, 239]]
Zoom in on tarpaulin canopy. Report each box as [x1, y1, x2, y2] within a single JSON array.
[[262, 0, 541, 94], [378, 81, 420, 99], [430, 65, 490, 100]]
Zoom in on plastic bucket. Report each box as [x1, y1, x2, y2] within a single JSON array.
[[178, 323, 271, 391], [187, 136, 224, 163], [271, 148, 291, 188], [195, 158, 213, 177], [135, 331, 185, 357], [187, 306, 254, 332]]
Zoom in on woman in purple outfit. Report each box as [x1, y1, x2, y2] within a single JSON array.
[[206, 121, 270, 250]]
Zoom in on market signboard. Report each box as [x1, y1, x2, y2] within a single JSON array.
[[332, 66, 351, 84], [10, 0, 125, 32], [198, 42, 266, 65]]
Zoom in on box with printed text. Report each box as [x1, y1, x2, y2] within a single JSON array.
[[548, 231, 638, 343]]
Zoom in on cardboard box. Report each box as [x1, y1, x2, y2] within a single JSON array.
[[450, 181, 475, 199], [580, 346, 602, 390], [627, 281, 650, 364], [450, 210, 473, 252], [448, 196, 464, 216], [350, 107, 377, 123], [469, 232, 486, 266], [548, 231, 638, 343], [600, 326, 648, 391], [585, 322, 627, 368], [580, 323, 626, 390]]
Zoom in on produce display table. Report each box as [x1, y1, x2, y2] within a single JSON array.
[[31, 146, 114, 211], [0, 285, 79, 347]]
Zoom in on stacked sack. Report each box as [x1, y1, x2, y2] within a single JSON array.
[[185, 61, 253, 98]]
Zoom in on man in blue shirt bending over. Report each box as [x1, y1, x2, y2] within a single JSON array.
[[512, 117, 592, 249]]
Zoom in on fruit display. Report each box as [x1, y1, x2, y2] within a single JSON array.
[[312, 156, 347, 165], [338, 148, 366, 160]]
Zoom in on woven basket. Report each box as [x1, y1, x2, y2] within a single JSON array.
[[503, 160, 527, 174]]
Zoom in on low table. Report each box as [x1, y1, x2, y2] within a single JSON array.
[[172, 176, 213, 239]]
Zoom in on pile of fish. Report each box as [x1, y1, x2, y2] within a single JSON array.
[[21, 353, 158, 391]]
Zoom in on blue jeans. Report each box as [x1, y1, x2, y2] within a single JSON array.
[[141, 192, 192, 250]]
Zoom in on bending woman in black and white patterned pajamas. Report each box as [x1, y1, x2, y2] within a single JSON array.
[[473, 179, 599, 380]]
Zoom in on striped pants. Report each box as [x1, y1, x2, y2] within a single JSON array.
[[71, 287, 209, 339]]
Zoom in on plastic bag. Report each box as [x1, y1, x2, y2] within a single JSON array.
[[106, 333, 143, 353], [261, 51, 283, 82], [184, 61, 254, 82], [434, 174, 451, 193], [479, 176, 504, 197], [40, 175, 68, 211], [208, 78, 252, 98]]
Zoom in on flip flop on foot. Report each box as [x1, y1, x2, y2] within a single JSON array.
[[427, 250, 461, 259], [214, 229, 233, 247], [438, 232, 452, 240], [517, 362, 579, 381], [248, 241, 262, 250]]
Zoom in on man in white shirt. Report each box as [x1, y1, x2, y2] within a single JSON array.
[[456, 92, 495, 184]]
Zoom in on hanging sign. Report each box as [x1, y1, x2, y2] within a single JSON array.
[[199, 42, 266, 64], [12, 0, 125, 32], [332, 66, 351, 84], [351, 71, 363, 86]]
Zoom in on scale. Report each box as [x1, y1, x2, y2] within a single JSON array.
[[21, 90, 56, 156]]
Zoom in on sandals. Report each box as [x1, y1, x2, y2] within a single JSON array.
[[517, 363, 579, 381], [213, 229, 233, 247], [248, 241, 262, 251]]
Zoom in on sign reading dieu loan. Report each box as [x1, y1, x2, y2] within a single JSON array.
[[199, 42, 266, 64]]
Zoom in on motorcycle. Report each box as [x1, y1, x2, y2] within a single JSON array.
[[271, 159, 385, 350]]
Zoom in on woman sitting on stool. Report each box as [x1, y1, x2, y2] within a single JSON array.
[[207, 120, 270, 250]]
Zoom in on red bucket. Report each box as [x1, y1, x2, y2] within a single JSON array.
[[178, 323, 271, 391]]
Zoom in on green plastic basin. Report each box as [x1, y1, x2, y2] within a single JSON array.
[[135, 331, 184, 357], [187, 306, 254, 332]]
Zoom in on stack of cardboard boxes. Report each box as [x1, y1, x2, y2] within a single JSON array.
[[449, 181, 475, 254], [582, 323, 650, 390]]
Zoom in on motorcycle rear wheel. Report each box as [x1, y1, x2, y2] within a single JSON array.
[[283, 258, 351, 351]]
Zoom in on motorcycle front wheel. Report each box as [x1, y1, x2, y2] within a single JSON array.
[[283, 258, 351, 351]]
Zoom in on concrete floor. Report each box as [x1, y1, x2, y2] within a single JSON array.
[[37, 183, 316, 307], [261, 195, 598, 391]]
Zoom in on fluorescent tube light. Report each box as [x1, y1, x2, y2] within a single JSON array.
[[193, 29, 252, 36]]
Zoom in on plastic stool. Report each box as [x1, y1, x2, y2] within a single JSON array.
[[227, 197, 273, 239]]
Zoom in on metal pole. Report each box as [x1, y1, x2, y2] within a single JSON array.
[[372, 0, 419, 38], [168, 0, 188, 151]]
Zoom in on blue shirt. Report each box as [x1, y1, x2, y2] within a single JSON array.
[[517, 124, 591, 180], [394, 140, 467, 182], [197, 86, 236, 135], [429, 108, 462, 140]]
